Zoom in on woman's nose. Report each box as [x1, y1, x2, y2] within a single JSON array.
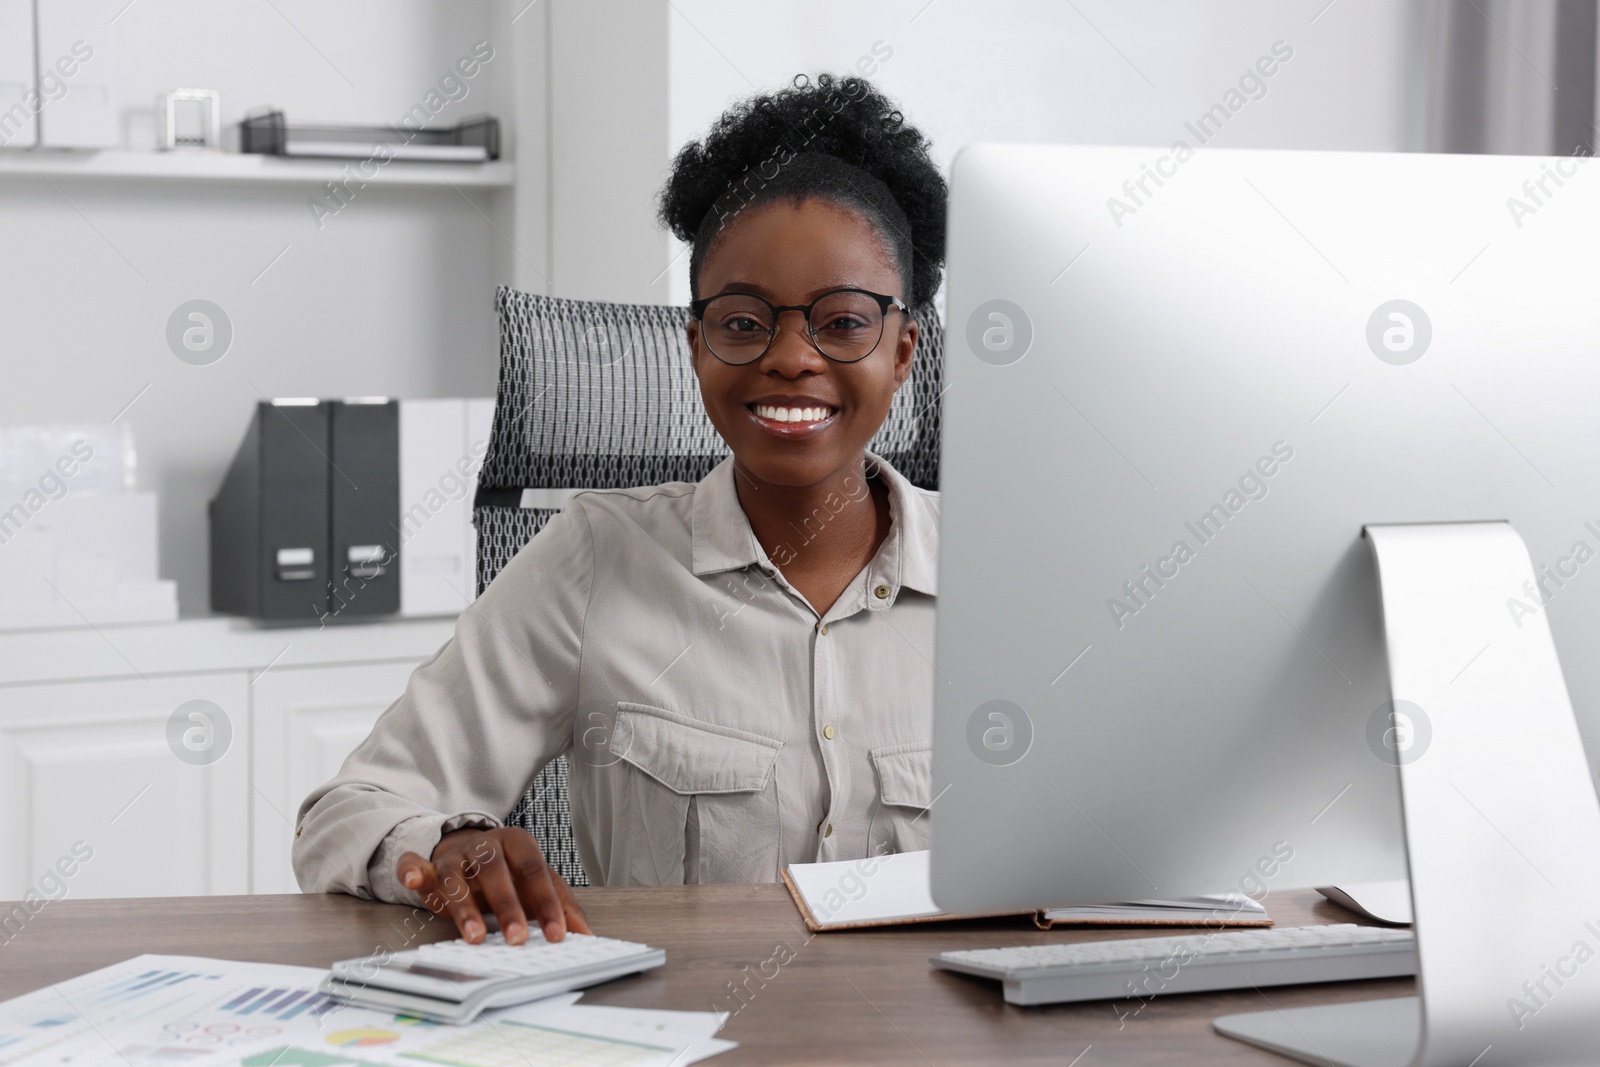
[[759, 310, 828, 374]]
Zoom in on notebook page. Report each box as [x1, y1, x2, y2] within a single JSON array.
[[786, 851, 943, 925]]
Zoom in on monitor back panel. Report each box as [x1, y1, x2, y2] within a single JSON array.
[[932, 143, 1600, 912]]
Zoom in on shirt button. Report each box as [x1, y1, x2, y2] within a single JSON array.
[[874, 584, 890, 599], [816, 621, 829, 635], [822, 724, 836, 740], [295, 826, 302, 837], [825, 823, 833, 838]]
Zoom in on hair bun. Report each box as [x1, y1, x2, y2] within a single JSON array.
[[659, 73, 947, 309]]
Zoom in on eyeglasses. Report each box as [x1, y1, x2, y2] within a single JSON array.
[[690, 287, 909, 366]]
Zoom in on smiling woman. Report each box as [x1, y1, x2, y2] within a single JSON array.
[[661, 74, 946, 613], [293, 73, 950, 950], [684, 197, 916, 611]]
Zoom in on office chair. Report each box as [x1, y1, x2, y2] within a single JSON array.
[[473, 286, 945, 885]]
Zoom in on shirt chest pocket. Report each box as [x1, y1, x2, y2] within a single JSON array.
[[867, 741, 933, 857], [611, 702, 785, 885]]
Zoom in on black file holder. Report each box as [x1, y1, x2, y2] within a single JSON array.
[[210, 400, 332, 621], [327, 399, 401, 618], [239, 110, 500, 161], [209, 399, 400, 623]]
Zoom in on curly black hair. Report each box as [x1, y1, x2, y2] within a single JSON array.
[[658, 73, 947, 310]]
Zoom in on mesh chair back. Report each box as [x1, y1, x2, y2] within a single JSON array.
[[473, 287, 944, 885]]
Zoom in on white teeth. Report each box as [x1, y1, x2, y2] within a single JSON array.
[[753, 404, 834, 424]]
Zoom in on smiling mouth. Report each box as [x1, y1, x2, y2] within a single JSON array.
[[748, 403, 838, 424]]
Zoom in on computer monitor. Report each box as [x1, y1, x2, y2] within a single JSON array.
[[931, 143, 1600, 1063]]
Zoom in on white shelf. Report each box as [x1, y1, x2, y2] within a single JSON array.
[[0, 614, 457, 686], [0, 149, 514, 187]]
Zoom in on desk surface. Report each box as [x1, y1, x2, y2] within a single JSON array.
[[0, 885, 1412, 1066]]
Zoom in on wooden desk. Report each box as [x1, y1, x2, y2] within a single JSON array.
[[0, 886, 1411, 1065]]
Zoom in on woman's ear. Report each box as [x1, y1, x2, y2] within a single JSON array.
[[892, 316, 918, 388], [685, 320, 702, 379]]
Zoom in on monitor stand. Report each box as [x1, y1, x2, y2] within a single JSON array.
[[1216, 522, 1600, 1067]]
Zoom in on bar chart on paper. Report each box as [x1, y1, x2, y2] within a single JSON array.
[[0, 956, 394, 1067], [0, 966, 212, 1062], [1, 957, 731, 1067], [214, 985, 344, 1021], [86, 966, 227, 1007], [0, 962, 231, 1065]]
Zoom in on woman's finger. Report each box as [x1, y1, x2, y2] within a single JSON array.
[[396, 851, 435, 897], [503, 832, 567, 941], [434, 858, 491, 942], [399, 851, 456, 917], [472, 846, 531, 945], [550, 870, 593, 935]]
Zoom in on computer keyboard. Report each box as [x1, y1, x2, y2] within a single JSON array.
[[931, 923, 1415, 1006], [323, 931, 666, 1023]]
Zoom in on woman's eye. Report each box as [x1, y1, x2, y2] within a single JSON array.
[[819, 315, 870, 332], [721, 315, 767, 333]]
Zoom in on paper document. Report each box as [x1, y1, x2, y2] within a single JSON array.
[[1315, 880, 1413, 925], [0, 955, 732, 1067], [785, 850, 953, 927]]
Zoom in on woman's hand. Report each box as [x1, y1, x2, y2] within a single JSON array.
[[397, 826, 591, 945]]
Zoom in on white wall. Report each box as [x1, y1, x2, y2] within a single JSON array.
[[506, 0, 552, 297], [0, 0, 544, 617], [547, 0, 670, 303], [3, 0, 1423, 620], [663, 0, 1421, 303]]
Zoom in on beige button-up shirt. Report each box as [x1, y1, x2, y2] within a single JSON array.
[[294, 451, 939, 904]]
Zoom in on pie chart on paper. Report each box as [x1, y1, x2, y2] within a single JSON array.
[[324, 1028, 399, 1047]]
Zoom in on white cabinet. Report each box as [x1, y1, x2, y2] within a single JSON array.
[[0, 615, 455, 900], [0, 673, 250, 899], [251, 662, 420, 894]]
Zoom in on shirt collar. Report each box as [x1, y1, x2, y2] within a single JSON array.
[[690, 450, 938, 597]]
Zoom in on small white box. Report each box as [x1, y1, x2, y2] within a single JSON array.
[[34, 0, 118, 149], [398, 399, 494, 617], [0, 0, 38, 148], [45, 491, 159, 581], [0, 491, 177, 630], [0, 528, 54, 609]]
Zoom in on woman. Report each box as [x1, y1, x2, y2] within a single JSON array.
[[294, 73, 948, 947]]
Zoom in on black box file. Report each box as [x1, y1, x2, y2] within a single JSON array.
[[209, 399, 332, 620], [210, 398, 400, 622], [327, 399, 400, 618]]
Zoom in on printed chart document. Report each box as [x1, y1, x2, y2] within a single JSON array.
[[0, 955, 733, 1067], [784, 851, 1270, 931]]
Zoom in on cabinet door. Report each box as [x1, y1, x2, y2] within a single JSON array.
[[0, 673, 250, 900], [251, 661, 420, 893]]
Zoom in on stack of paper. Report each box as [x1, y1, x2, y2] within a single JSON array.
[[0, 955, 733, 1067], [0, 423, 177, 631]]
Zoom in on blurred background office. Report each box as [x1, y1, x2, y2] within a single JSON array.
[[0, 0, 1595, 902]]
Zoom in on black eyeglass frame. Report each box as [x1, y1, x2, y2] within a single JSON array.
[[689, 286, 911, 366]]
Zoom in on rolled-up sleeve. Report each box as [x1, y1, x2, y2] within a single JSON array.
[[293, 502, 593, 903]]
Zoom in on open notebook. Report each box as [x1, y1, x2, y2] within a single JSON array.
[[782, 851, 1271, 932]]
